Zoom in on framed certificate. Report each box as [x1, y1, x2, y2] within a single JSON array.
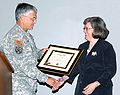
[[37, 44, 83, 76]]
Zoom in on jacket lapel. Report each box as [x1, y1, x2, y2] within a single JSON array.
[[84, 39, 101, 66]]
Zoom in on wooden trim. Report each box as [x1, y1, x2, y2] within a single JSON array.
[[0, 51, 14, 73]]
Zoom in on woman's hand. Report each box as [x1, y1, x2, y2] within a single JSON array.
[[82, 81, 100, 95], [52, 75, 69, 91]]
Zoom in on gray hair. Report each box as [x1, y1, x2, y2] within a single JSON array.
[[15, 3, 37, 21], [83, 16, 109, 40]]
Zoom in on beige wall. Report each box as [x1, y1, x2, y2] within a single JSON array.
[[0, 0, 120, 95]]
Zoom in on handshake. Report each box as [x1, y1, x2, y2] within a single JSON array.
[[46, 75, 69, 91]]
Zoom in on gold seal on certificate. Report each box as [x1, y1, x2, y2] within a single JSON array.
[[37, 44, 83, 76]]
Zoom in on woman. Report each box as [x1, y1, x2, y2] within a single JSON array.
[[56, 16, 117, 95]]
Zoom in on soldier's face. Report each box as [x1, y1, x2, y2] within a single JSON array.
[[21, 10, 37, 31]]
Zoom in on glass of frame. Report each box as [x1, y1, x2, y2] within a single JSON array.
[[37, 44, 83, 76]]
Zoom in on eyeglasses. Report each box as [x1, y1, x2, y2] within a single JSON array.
[[23, 15, 37, 22], [83, 27, 93, 31]]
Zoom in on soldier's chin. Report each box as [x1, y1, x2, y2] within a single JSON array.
[[29, 27, 34, 30]]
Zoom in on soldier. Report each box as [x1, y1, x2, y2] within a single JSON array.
[[0, 3, 59, 95]]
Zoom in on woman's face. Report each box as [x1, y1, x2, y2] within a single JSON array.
[[83, 22, 94, 41]]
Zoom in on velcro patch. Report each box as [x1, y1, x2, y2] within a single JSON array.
[[15, 46, 23, 54]]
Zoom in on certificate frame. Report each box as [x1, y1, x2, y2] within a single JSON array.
[[37, 44, 83, 76]]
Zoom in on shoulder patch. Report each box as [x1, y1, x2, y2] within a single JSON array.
[[15, 46, 23, 54], [14, 39, 24, 54], [15, 39, 24, 46]]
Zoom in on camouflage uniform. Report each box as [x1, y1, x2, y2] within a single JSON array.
[[0, 24, 48, 95]]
